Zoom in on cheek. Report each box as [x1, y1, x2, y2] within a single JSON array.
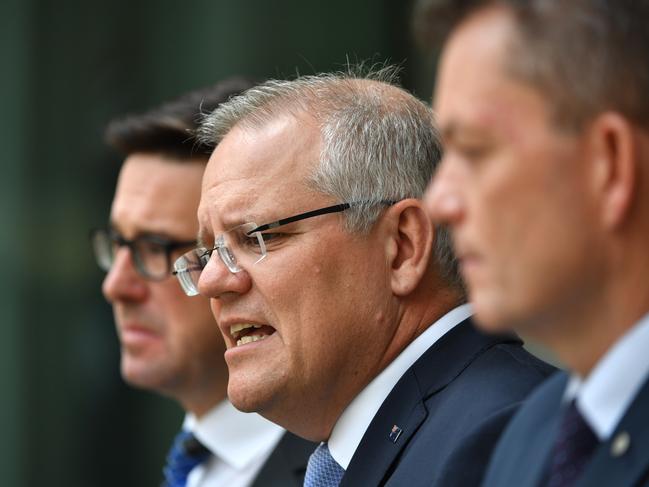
[[257, 236, 389, 333], [175, 301, 224, 358], [467, 162, 523, 265], [154, 285, 212, 332]]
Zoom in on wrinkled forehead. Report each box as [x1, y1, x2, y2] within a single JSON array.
[[198, 114, 324, 234]]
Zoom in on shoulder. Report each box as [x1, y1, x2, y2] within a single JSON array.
[[411, 317, 556, 410], [379, 319, 556, 486], [502, 370, 568, 426]]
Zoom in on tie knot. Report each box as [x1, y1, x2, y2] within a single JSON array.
[[182, 432, 211, 458], [304, 442, 345, 487], [162, 430, 212, 487]]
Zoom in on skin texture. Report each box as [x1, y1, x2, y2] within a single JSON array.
[[425, 6, 649, 376], [103, 153, 227, 416], [197, 111, 450, 440]]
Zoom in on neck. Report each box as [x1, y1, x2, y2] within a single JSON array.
[[180, 373, 229, 419], [185, 391, 227, 419], [530, 261, 649, 378]]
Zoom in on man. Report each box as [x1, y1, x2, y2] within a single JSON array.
[[421, 1, 649, 485], [92, 79, 314, 487], [172, 70, 554, 486]]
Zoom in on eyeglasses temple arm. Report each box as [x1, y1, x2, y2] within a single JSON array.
[[251, 203, 352, 233]]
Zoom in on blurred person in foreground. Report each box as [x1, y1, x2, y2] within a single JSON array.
[[92, 79, 314, 487], [172, 68, 554, 487], [419, 0, 649, 485]]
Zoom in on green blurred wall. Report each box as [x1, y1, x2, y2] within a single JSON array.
[[1, 1, 435, 486]]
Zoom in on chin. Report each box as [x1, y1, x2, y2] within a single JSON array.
[[120, 356, 167, 392], [227, 377, 281, 415], [227, 382, 261, 412], [470, 290, 515, 333]]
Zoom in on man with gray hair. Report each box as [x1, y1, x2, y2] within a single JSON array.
[[173, 69, 553, 486]]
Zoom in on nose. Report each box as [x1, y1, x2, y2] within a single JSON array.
[[424, 158, 466, 226], [197, 251, 252, 300], [102, 247, 148, 303]]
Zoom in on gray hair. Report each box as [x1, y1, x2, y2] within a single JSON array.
[[199, 66, 462, 290]]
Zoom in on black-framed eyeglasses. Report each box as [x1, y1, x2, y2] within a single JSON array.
[[173, 201, 394, 296], [90, 228, 197, 281]]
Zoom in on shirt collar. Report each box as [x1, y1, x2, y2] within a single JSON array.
[[328, 304, 472, 469], [563, 312, 649, 440], [183, 400, 285, 470]]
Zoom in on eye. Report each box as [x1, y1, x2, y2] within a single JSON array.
[[257, 232, 286, 249], [136, 239, 167, 256], [236, 231, 268, 247], [149, 243, 167, 255], [456, 143, 489, 160], [260, 232, 282, 242], [198, 248, 213, 267]]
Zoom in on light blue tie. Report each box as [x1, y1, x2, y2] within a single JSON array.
[[162, 429, 212, 487], [304, 442, 345, 487]]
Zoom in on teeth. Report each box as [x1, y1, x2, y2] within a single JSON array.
[[236, 334, 269, 346], [230, 323, 264, 338], [230, 323, 253, 334]]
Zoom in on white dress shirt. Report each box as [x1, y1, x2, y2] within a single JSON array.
[[183, 399, 285, 487], [563, 312, 649, 441], [328, 304, 473, 469]]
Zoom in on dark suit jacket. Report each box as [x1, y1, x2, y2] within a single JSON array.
[[340, 318, 555, 487], [483, 370, 649, 487], [250, 431, 316, 487]]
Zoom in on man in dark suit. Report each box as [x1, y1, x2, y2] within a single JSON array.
[[173, 69, 554, 486], [93, 80, 314, 487], [422, 1, 649, 485]]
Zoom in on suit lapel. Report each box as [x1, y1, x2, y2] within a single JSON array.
[[576, 377, 649, 487], [340, 319, 520, 486], [339, 371, 427, 487], [517, 393, 563, 487]]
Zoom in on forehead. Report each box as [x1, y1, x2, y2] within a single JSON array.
[[111, 153, 204, 238], [199, 114, 324, 230], [434, 6, 551, 139]]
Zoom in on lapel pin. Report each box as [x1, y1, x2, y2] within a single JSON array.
[[389, 425, 403, 443], [610, 431, 630, 457]]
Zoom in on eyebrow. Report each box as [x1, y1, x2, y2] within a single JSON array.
[[198, 208, 266, 243], [441, 119, 497, 144], [107, 221, 172, 241]]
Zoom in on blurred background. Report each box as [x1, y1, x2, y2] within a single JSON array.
[[0, 1, 437, 485]]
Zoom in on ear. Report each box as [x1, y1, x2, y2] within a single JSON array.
[[588, 113, 637, 229], [386, 199, 434, 296]]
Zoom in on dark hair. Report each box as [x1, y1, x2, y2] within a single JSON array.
[[415, 0, 649, 130], [104, 77, 256, 159]]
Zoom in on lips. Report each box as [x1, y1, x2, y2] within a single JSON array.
[[228, 323, 276, 347], [119, 323, 161, 348]]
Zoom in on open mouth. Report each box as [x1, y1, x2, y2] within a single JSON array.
[[229, 323, 276, 347]]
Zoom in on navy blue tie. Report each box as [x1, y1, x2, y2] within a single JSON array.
[[162, 430, 212, 487], [546, 401, 599, 487], [304, 442, 345, 487]]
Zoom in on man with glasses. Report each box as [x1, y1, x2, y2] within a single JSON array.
[[175, 69, 554, 486], [92, 80, 314, 487]]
